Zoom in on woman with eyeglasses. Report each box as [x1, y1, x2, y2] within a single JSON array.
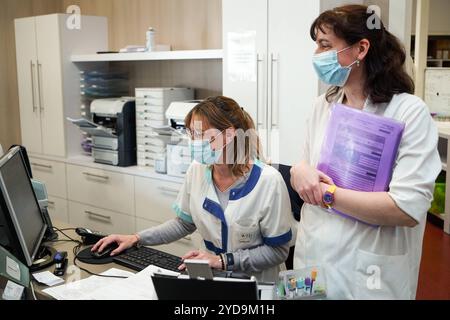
[[290, 5, 441, 299], [93, 96, 295, 282]]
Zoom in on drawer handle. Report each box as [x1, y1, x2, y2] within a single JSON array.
[[47, 201, 55, 206], [31, 162, 52, 169], [158, 186, 179, 194], [85, 210, 111, 221], [82, 172, 110, 180]]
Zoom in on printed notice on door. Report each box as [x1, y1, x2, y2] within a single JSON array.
[[227, 31, 257, 82]]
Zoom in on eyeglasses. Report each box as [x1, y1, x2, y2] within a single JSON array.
[[186, 128, 226, 143]]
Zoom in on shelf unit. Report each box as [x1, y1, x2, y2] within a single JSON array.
[[434, 121, 450, 234], [71, 49, 223, 62]]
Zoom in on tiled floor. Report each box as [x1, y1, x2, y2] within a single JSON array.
[[416, 219, 450, 300]]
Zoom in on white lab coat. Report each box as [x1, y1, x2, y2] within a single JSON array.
[[173, 160, 296, 282], [294, 90, 441, 299]]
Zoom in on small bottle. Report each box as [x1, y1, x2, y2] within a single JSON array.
[[146, 27, 156, 52]]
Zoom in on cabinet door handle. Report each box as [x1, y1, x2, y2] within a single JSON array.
[[31, 162, 52, 169], [85, 210, 111, 222], [157, 186, 179, 194], [30, 61, 38, 112], [82, 172, 110, 180], [256, 53, 265, 128], [37, 60, 44, 112], [270, 53, 279, 129], [47, 201, 55, 206]]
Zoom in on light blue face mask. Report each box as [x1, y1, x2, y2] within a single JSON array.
[[312, 46, 358, 87], [190, 139, 224, 165]]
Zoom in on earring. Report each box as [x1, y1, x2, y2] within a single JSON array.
[[356, 60, 361, 67]]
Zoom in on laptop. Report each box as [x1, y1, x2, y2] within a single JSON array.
[[151, 273, 259, 300]]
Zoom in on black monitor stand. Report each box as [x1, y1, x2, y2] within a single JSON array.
[[30, 245, 57, 272]]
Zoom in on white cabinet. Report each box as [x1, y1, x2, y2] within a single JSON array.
[[66, 164, 135, 216], [223, 0, 321, 165], [68, 201, 135, 235], [135, 176, 181, 223], [29, 157, 67, 199], [47, 196, 69, 223], [15, 14, 107, 158]]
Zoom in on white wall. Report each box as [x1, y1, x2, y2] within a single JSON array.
[[413, 0, 450, 35]]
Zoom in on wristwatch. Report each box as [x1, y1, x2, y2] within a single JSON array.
[[323, 185, 337, 209], [225, 253, 234, 271]]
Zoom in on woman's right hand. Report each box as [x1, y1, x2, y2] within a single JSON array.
[[290, 161, 334, 207], [91, 234, 140, 256]]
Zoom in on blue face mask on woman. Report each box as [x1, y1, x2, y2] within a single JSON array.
[[190, 139, 224, 165], [189, 130, 229, 165], [312, 46, 359, 87]]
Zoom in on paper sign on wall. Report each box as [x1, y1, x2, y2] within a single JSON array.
[[227, 31, 257, 82]]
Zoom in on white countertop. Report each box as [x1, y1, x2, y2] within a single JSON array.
[[29, 153, 184, 184]]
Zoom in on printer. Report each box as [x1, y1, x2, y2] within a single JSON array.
[[164, 100, 201, 177], [89, 97, 137, 167]]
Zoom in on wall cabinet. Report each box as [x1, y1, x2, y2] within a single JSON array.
[[15, 14, 107, 158], [223, 0, 321, 165]]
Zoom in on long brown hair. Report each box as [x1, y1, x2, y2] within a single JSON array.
[[310, 5, 414, 103], [184, 96, 263, 177]]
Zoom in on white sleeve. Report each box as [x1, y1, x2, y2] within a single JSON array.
[[172, 163, 195, 225], [388, 103, 441, 223], [259, 172, 295, 247]]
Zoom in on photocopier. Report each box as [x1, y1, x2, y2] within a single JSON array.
[[90, 97, 137, 167], [69, 97, 137, 167]]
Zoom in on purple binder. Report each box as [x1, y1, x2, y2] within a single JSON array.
[[317, 103, 405, 224]]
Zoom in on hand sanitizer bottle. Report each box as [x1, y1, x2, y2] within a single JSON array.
[[146, 27, 156, 52]]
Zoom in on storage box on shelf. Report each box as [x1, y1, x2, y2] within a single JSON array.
[[135, 88, 194, 168]]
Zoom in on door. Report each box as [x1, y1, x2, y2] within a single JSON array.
[[15, 17, 42, 154], [267, 0, 320, 165], [35, 15, 66, 157], [222, 0, 269, 154]]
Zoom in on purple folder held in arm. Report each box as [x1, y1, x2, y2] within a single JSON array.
[[317, 103, 405, 226]]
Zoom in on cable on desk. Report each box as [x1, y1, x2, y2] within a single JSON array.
[[51, 226, 128, 279]]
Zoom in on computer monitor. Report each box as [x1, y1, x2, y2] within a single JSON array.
[[0, 146, 47, 267]]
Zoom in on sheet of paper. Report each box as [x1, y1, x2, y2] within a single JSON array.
[[86, 265, 179, 300], [42, 268, 134, 300], [32, 271, 64, 287], [227, 31, 257, 82], [6, 256, 21, 282], [2, 281, 25, 300]]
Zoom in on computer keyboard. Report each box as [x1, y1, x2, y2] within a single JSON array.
[[113, 246, 183, 272]]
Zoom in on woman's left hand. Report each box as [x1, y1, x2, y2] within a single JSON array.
[[178, 250, 222, 270]]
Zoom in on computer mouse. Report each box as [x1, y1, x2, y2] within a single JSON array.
[[92, 242, 119, 259]]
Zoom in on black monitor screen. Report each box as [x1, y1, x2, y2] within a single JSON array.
[[0, 148, 46, 266]]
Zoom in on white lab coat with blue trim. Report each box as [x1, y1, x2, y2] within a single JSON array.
[[173, 160, 296, 282]]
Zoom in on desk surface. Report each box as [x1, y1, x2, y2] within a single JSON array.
[[33, 221, 136, 299]]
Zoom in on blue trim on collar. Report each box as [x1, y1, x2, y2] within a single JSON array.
[[229, 162, 263, 201], [204, 240, 225, 254], [263, 229, 292, 246], [203, 198, 225, 223], [202, 198, 228, 252]]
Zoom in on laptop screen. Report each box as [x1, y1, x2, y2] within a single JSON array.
[[151, 274, 259, 300]]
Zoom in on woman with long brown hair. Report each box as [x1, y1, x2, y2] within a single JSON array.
[[291, 5, 441, 299], [93, 96, 295, 282]]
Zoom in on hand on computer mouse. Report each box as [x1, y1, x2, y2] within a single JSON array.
[[91, 234, 140, 256], [92, 242, 119, 259]]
